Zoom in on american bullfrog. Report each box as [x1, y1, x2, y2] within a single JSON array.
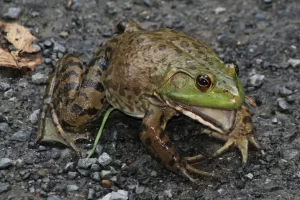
[[36, 20, 260, 181]]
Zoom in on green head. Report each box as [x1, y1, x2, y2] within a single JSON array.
[[155, 62, 245, 133]]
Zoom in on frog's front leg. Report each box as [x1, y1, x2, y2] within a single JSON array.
[[140, 105, 214, 182], [205, 104, 261, 165]]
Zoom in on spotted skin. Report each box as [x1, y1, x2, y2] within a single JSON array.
[[36, 20, 259, 181]]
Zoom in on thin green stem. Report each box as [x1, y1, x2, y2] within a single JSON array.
[[86, 107, 115, 159]]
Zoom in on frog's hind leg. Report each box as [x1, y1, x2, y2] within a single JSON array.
[[140, 105, 215, 182], [36, 66, 57, 145], [48, 103, 82, 156], [36, 56, 86, 156], [36, 53, 108, 157]]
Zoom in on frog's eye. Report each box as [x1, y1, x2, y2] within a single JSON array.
[[196, 74, 212, 91]]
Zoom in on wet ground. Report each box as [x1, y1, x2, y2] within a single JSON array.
[[1, 0, 300, 199]]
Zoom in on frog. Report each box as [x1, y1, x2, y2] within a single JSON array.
[[36, 20, 260, 181]]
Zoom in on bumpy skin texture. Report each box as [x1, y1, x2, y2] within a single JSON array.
[[36, 20, 260, 181]]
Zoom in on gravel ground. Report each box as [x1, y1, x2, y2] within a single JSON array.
[[1, 0, 300, 199]]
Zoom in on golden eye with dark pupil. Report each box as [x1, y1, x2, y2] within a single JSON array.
[[196, 74, 211, 91]]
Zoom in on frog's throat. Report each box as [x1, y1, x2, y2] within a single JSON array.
[[166, 100, 236, 133]]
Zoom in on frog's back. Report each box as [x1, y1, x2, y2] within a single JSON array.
[[104, 28, 220, 117]]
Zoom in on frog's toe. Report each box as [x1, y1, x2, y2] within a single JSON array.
[[184, 154, 204, 164], [179, 164, 216, 182], [185, 164, 215, 177], [38, 118, 83, 157], [212, 135, 261, 166]]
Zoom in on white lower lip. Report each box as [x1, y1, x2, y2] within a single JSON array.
[[166, 100, 236, 133]]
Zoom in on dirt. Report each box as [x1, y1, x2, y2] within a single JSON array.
[[0, 0, 300, 199]]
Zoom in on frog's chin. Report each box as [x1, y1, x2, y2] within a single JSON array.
[[168, 100, 237, 133]]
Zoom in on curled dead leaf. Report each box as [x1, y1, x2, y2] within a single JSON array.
[[4, 22, 38, 53], [0, 21, 42, 72]]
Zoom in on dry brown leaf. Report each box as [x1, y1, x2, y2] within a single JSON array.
[[0, 48, 17, 67], [0, 21, 42, 72], [11, 51, 43, 71], [4, 22, 37, 53]]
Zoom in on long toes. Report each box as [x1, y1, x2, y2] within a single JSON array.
[[180, 168, 196, 182], [69, 142, 82, 158], [184, 154, 204, 164], [248, 136, 261, 149], [212, 139, 235, 158], [35, 137, 42, 144], [185, 164, 215, 177], [236, 139, 249, 166]]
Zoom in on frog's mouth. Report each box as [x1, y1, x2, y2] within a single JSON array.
[[169, 101, 237, 133]]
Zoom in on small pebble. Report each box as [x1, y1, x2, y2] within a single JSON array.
[[214, 7, 226, 14], [218, 34, 237, 47], [101, 170, 112, 179], [102, 31, 113, 38], [95, 145, 103, 155], [143, 0, 153, 7], [31, 44, 42, 52], [31, 11, 40, 17], [288, 58, 300, 68], [282, 149, 299, 160], [92, 172, 101, 181], [64, 162, 75, 172], [110, 190, 128, 200], [90, 163, 101, 172], [31, 73, 48, 84], [44, 58, 52, 64], [47, 195, 61, 200], [245, 173, 254, 179], [37, 145, 47, 151], [57, 52, 64, 58], [77, 158, 97, 169], [66, 185, 79, 192], [136, 186, 145, 194], [105, 2, 117, 15], [102, 179, 112, 188], [53, 43, 66, 53], [10, 130, 31, 142], [0, 158, 13, 169], [29, 109, 40, 124], [43, 40, 53, 48], [0, 182, 11, 194], [59, 31, 69, 39], [4, 89, 14, 99], [87, 188, 95, 200], [0, 122, 9, 132], [123, 2, 132, 10], [100, 193, 111, 200], [0, 82, 10, 91], [67, 171, 78, 179], [98, 152, 112, 166], [248, 74, 265, 87], [277, 99, 290, 113], [279, 87, 293, 97], [77, 169, 90, 177], [150, 170, 157, 177], [264, 0, 272, 4], [286, 95, 296, 103], [164, 190, 173, 198], [3, 7, 22, 20], [271, 117, 278, 124]]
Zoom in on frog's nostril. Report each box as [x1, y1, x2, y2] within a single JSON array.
[[223, 89, 229, 93]]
